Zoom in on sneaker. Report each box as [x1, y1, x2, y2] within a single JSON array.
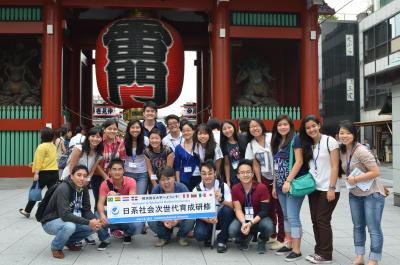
[[267, 237, 277, 244], [269, 240, 285, 250], [275, 245, 293, 256], [239, 234, 253, 250], [52, 250, 64, 259], [111, 229, 124, 239], [123, 236, 132, 244], [155, 238, 169, 247], [178, 237, 189, 246], [257, 239, 267, 254], [217, 243, 227, 253], [306, 253, 317, 262], [75, 241, 83, 247], [310, 254, 332, 264], [97, 241, 110, 251], [204, 239, 211, 247], [84, 237, 96, 245], [66, 244, 82, 251], [285, 251, 302, 262], [18, 209, 30, 218]]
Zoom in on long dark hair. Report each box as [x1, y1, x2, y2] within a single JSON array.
[[194, 123, 216, 161], [125, 119, 145, 156], [338, 120, 358, 154], [299, 115, 321, 165], [271, 115, 295, 155], [246, 119, 267, 142], [220, 120, 245, 155], [81, 127, 104, 157]]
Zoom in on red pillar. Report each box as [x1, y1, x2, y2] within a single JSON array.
[[68, 44, 81, 130], [42, 0, 62, 128], [211, 2, 230, 120], [300, 5, 319, 118], [81, 50, 93, 129]]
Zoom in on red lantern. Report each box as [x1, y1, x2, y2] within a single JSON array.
[[96, 17, 184, 109]]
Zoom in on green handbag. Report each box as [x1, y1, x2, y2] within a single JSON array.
[[288, 136, 316, 197]]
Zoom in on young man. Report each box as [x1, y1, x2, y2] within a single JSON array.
[[142, 101, 167, 138], [96, 158, 143, 250], [41, 165, 101, 259], [193, 160, 235, 253], [162, 114, 182, 152], [228, 159, 274, 254], [148, 166, 195, 247]]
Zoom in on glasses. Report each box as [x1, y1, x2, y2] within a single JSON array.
[[238, 171, 253, 176], [200, 171, 214, 177], [167, 121, 179, 126]]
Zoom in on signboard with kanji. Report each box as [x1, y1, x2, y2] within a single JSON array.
[[93, 106, 118, 117], [106, 191, 216, 224]]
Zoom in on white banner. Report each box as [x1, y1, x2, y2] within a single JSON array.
[[107, 191, 216, 224], [346, 35, 354, 56], [346, 78, 355, 101]]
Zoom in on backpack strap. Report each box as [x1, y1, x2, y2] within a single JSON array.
[[195, 185, 202, 191], [327, 135, 331, 154], [218, 179, 225, 202], [106, 180, 118, 192]]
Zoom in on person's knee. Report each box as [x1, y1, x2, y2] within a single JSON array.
[[228, 220, 240, 238], [194, 226, 209, 241], [62, 222, 76, 235]]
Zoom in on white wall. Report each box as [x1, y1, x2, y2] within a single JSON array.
[[393, 83, 400, 204]]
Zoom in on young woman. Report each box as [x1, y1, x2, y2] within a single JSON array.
[[193, 123, 223, 175], [338, 120, 385, 265], [19, 127, 59, 218], [245, 119, 285, 251], [92, 119, 126, 211], [61, 127, 103, 181], [299, 115, 340, 263], [124, 119, 149, 195], [173, 121, 200, 190], [144, 128, 174, 188], [220, 120, 246, 187]]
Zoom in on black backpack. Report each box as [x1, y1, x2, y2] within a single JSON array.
[[35, 181, 62, 223], [196, 179, 225, 202]]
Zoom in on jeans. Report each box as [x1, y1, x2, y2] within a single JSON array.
[[229, 217, 274, 241], [194, 206, 235, 244], [96, 212, 144, 241], [42, 218, 95, 250], [277, 189, 305, 239], [349, 192, 385, 261], [148, 219, 195, 240], [308, 190, 340, 260], [124, 172, 148, 195], [25, 170, 59, 213], [90, 175, 103, 212]]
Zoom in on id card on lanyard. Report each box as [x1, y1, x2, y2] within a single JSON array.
[[310, 140, 320, 178], [244, 189, 254, 221], [129, 153, 137, 168]]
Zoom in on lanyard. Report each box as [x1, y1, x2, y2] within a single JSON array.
[[313, 139, 321, 170], [131, 148, 137, 162], [241, 184, 253, 207], [170, 136, 182, 149], [346, 144, 359, 176]]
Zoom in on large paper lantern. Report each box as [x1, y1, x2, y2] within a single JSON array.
[[96, 17, 184, 109]]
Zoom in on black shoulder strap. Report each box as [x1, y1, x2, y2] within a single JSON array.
[[195, 185, 202, 191], [106, 180, 114, 191], [219, 180, 225, 201], [327, 135, 330, 154]]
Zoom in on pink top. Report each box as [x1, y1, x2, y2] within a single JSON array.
[[99, 176, 137, 196]]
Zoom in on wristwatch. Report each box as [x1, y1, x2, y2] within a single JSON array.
[[329, 185, 336, 190]]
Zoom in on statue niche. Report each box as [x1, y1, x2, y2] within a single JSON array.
[[235, 58, 278, 107]]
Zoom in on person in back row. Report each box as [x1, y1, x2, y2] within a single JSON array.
[[142, 101, 167, 138], [162, 114, 182, 152]]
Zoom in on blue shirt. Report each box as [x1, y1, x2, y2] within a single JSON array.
[[142, 121, 167, 138], [151, 182, 189, 194], [173, 144, 200, 185]]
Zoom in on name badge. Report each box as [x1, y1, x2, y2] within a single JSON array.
[[150, 174, 157, 180], [274, 163, 279, 171], [193, 166, 200, 176], [244, 207, 254, 221], [309, 168, 318, 178], [232, 160, 239, 170], [184, 166, 192, 173], [129, 162, 137, 168], [73, 210, 82, 217]]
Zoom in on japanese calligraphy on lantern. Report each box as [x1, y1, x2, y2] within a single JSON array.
[[106, 191, 216, 224]]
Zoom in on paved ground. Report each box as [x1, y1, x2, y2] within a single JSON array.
[[0, 165, 398, 265]]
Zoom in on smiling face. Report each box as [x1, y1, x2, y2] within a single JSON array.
[[89, 133, 102, 148], [167, 118, 180, 134], [197, 130, 210, 145], [129, 122, 142, 138], [339, 127, 355, 146], [249, 120, 263, 138], [104, 123, 118, 140], [237, 164, 254, 185], [71, 169, 89, 189], [149, 133, 162, 149], [222, 123, 235, 139], [200, 166, 216, 187], [304, 120, 321, 140], [181, 124, 194, 140], [143, 107, 157, 121], [277, 119, 291, 137]]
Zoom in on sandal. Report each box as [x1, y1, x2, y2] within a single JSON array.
[[19, 209, 30, 218]]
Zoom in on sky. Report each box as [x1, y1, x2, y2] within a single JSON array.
[[93, 0, 372, 117]]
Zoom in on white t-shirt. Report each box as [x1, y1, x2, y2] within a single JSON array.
[[194, 143, 223, 163], [309, 134, 340, 191], [245, 133, 274, 180], [192, 179, 232, 207], [162, 132, 183, 152], [212, 130, 220, 146], [61, 145, 101, 180], [69, 133, 85, 148], [125, 137, 149, 174]]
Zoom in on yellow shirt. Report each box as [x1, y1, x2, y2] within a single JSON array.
[[32, 142, 58, 172]]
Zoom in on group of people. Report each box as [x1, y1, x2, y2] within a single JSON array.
[[18, 101, 386, 265]]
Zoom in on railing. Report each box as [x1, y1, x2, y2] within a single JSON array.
[[0, 7, 42, 21], [0, 105, 42, 119], [231, 12, 300, 27], [231, 106, 301, 120], [0, 131, 40, 165]]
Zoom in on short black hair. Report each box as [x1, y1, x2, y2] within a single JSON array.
[[143, 101, 158, 111], [157, 166, 175, 180], [207, 118, 221, 130], [165, 114, 179, 124], [74, 125, 85, 134], [108, 158, 124, 170], [200, 159, 216, 172], [71, 164, 89, 175], [237, 159, 253, 171], [102, 118, 118, 129], [40, 127, 54, 143]]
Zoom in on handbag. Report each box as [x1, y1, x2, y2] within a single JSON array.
[[28, 181, 42, 201], [288, 136, 316, 197]]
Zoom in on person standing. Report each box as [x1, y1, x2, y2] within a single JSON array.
[[162, 114, 182, 152], [142, 101, 167, 138]]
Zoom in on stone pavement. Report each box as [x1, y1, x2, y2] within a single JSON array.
[[0, 176, 399, 265]]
